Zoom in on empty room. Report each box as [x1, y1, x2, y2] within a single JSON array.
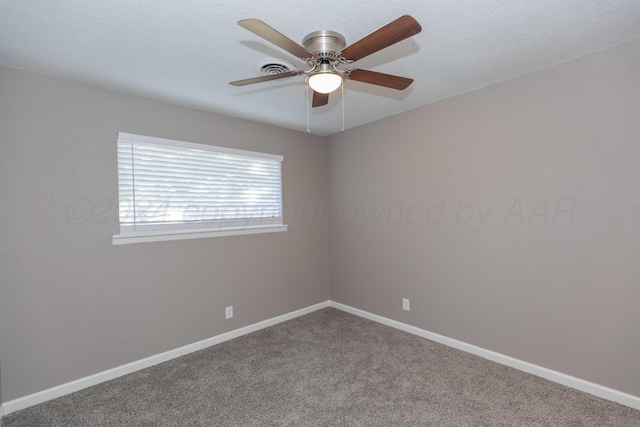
[[1, 1, 639, 425]]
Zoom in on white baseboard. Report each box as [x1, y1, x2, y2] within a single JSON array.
[[1, 301, 329, 416], [3, 299, 639, 416], [328, 300, 640, 411]]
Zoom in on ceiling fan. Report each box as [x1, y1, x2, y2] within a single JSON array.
[[229, 15, 422, 107]]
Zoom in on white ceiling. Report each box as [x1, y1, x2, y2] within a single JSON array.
[[2, 1, 640, 136]]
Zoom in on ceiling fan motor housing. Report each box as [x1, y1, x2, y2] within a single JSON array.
[[302, 30, 347, 62]]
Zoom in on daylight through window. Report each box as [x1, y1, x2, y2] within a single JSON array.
[[114, 133, 285, 244]]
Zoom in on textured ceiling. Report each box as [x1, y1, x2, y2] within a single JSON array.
[[1, 1, 640, 135]]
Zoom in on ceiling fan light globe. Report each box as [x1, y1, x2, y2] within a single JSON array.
[[307, 73, 343, 94]]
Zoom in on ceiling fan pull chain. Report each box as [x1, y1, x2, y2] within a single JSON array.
[[306, 84, 311, 133], [341, 82, 345, 133]]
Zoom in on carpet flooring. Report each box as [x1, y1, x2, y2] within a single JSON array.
[[3, 307, 640, 426]]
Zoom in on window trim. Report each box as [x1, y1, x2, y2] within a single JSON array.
[[113, 132, 287, 245], [112, 224, 287, 245]]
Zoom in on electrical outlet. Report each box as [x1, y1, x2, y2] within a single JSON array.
[[402, 298, 410, 311], [225, 306, 233, 319]]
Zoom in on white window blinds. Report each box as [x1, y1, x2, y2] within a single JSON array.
[[116, 133, 283, 236]]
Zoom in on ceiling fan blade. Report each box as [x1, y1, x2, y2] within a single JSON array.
[[312, 91, 329, 107], [340, 15, 421, 62], [346, 69, 414, 90], [229, 70, 305, 86], [238, 19, 312, 60]]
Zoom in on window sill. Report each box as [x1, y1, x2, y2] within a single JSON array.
[[112, 224, 287, 245]]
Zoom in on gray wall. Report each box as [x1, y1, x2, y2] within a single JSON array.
[[328, 38, 640, 397], [0, 65, 328, 402], [0, 327, 3, 406]]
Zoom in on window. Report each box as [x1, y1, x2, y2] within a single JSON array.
[[113, 133, 286, 244]]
